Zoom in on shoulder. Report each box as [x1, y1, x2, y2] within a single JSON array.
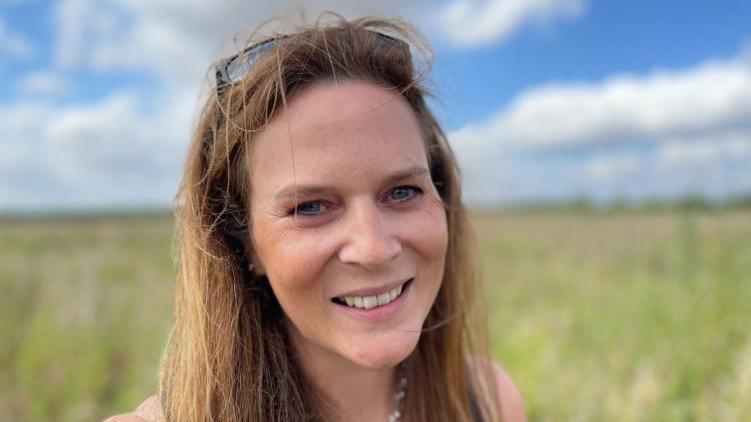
[[490, 361, 527, 422], [102, 394, 162, 422]]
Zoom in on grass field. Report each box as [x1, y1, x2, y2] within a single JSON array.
[[1, 210, 749, 421]]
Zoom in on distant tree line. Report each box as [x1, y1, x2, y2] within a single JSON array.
[[499, 192, 751, 212]]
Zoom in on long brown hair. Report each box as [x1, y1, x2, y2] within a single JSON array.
[[160, 14, 501, 422]]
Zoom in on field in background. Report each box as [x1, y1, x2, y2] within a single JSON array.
[[1, 210, 749, 421]]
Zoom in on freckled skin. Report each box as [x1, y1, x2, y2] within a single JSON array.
[[249, 81, 449, 371]]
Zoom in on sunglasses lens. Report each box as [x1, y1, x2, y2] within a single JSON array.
[[225, 40, 280, 84], [225, 56, 250, 84]]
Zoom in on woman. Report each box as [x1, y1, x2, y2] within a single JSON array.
[[106, 15, 525, 422]]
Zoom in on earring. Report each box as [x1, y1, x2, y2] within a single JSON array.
[[248, 262, 255, 273]]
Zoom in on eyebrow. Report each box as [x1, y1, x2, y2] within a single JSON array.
[[274, 165, 430, 202]]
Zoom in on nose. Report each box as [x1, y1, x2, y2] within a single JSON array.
[[338, 200, 401, 271]]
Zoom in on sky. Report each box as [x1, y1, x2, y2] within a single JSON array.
[[1, 0, 750, 212]]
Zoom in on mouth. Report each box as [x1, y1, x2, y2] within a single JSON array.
[[331, 278, 413, 310]]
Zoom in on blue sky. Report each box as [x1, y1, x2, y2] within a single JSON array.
[[1, 0, 750, 211]]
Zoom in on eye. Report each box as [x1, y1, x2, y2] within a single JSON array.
[[292, 200, 328, 216], [387, 186, 422, 203]]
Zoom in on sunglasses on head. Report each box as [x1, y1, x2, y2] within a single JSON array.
[[214, 30, 409, 96]]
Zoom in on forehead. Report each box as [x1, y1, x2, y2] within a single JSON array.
[[249, 81, 428, 196]]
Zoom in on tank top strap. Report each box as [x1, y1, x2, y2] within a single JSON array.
[[468, 388, 484, 422]]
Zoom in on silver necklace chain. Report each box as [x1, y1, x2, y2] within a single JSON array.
[[387, 374, 408, 422]]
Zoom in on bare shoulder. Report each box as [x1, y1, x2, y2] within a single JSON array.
[[102, 395, 162, 422], [491, 361, 527, 422]]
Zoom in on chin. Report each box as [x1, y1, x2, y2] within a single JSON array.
[[346, 330, 421, 370]]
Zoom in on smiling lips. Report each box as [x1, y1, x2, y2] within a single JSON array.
[[333, 279, 412, 310]]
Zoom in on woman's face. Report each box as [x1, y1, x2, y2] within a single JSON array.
[[249, 81, 448, 370]]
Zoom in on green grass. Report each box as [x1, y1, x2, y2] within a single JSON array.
[[1, 210, 749, 421], [0, 217, 175, 421], [475, 210, 751, 421]]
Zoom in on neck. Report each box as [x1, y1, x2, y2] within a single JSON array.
[[286, 323, 399, 422]]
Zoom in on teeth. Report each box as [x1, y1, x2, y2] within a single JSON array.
[[339, 283, 407, 309], [363, 296, 378, 309]]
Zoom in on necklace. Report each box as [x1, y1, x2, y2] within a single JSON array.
[[387, 374, 408, 422]]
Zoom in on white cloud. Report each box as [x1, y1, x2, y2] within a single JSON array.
[[657, 131, 751, 169], [0, 15, 32, 58], [53, 0, 431, 82], [449, 43, 751, 204], [0, 90, 194, 210], [585, 153, 641, 181], [54, 0, 92, 68], [17, 71, 70, 96], [459, 58, 751, 150], [647, 131, 751, 200], [437, 0, 587, 47], [453, 133, 751, 205]]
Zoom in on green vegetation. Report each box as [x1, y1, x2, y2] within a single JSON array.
[[1, 210, 749, 421], [476, 210, 751, 421], [0, 217, 175, 421]]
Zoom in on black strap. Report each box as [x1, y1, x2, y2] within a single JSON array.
[[468, 388, 484, 422]]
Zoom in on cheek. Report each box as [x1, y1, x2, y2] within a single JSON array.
[[409, 205, 449, 323], [253, 225, 332, 305], [406, 203, 449, 266]]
